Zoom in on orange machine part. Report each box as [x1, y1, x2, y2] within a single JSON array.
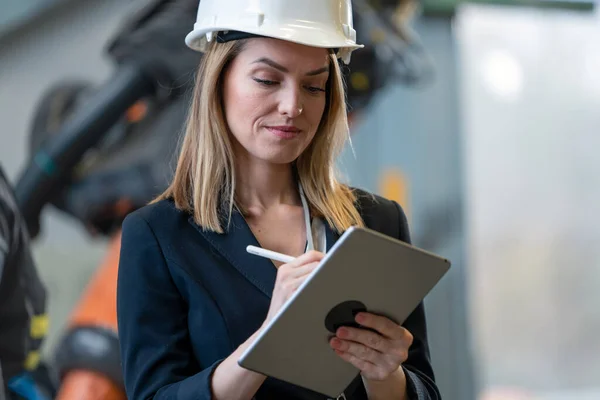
[[67, 232, 122, 330], [55, 231, 125, 399], [56, 370, 126, 400]]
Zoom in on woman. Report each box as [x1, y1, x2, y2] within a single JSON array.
[[116, 0, 441, 399]]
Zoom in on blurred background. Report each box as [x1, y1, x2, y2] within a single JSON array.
[[0, 0, 598, 399]]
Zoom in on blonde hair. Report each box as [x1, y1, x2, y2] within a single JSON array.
[[154, 39, 364, 234]]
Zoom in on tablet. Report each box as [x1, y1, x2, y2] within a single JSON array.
[[238, 226, 451, 398]]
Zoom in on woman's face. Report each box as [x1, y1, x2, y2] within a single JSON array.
[[223, 38, 330, 165]]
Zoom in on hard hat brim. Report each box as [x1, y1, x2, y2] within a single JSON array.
[[185, 25, 364, 55]]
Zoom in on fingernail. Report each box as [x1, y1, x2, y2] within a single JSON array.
[[331, 338, 341, 348], [337, 328, 348, 338], [355, 313, 365, 323]]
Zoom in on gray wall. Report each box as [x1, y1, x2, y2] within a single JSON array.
[[456, 4, 600, 399], [340, 17, 478, 400]]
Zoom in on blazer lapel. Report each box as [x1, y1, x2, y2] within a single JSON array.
[[189, 209, 342, 298], [188, 210, 277, 299]]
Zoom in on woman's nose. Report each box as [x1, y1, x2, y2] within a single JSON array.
[[278, 87, 303, 118]]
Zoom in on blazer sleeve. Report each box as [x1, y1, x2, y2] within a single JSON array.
[[393, 201, 442, 400], [117, 212, 223, 400]]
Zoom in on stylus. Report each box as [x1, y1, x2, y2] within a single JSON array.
[[246, 245, 296, 264]]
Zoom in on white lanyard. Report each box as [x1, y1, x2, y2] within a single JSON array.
[[298, 183, 326, 253], [300, 185, 344, 400]]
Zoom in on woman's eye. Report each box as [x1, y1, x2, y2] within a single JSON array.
[[253, 78, 277, 86], [306, 86, 326, 94]]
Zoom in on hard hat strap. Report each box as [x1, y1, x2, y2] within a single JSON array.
[[216, 30, 264, 43]]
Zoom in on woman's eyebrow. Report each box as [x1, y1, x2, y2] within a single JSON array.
[[306, 66, 329, 76], [252, 57, 329, 76]]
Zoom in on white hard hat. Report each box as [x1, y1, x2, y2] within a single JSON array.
[[185, 0, 364, 64]]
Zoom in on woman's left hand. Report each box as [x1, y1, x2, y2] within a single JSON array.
[[329, 312, 413, 381]]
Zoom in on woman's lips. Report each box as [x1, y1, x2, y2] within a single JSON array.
[[266, 126, 302, 139]]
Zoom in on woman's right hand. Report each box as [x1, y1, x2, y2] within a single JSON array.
[[212, 251, 325, 398], [262, 250, 325, 327]]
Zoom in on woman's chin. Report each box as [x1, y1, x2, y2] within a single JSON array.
[[253, 149, 301, 165]]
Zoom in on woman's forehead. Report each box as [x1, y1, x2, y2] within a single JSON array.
[[237, 38, 330, 71]]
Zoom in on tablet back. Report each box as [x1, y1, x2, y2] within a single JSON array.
[[238, 226, 450, 398]]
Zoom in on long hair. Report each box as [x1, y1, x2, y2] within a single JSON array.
[[154, 39, 364, 234]]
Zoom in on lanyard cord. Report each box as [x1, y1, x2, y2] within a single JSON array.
[[298, 183, 327, 253], [298, 183, 314, 251]]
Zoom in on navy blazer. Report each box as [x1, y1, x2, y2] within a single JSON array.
[[117, 188, 441, 399]]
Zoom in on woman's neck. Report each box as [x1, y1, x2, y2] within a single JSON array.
[[235, 156, 299, 211]]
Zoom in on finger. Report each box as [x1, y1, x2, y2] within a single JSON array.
[[330, 338, 383, 365], [284, 265, 320, 293], [287, 274, 314, 293], [286, 250, 324, 268], [355, 312, 406, 340], [287, 260, 320, 278], [337, 327, 409, 366], [333, 349, 384, 380], [278, 262, 319, 285], [336, 326, 391, 354]]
